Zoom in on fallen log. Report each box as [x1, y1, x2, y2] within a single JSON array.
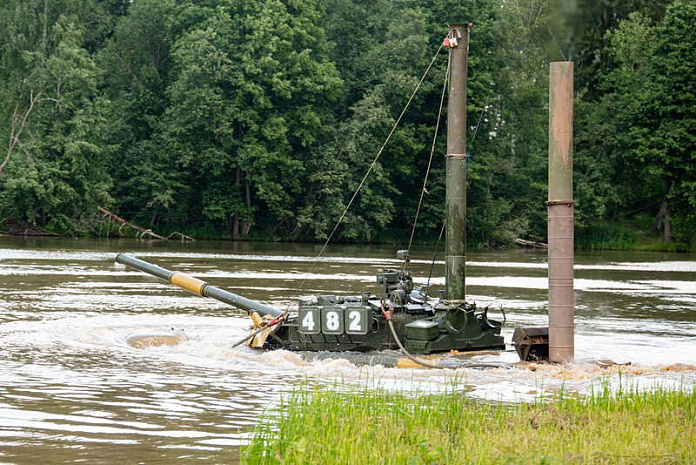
[[98, 206, 167, 240], [165, 231, 195, 242], [514, 238, 548, 249], [98, 206, 193, 241]]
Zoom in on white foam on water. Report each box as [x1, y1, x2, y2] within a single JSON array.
[[6, 310, 687, 405], [418, 276, 696, 299], [3, 247, 696, 273]]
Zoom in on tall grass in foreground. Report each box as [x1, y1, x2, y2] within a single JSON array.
[[243, 384, 695, 464]]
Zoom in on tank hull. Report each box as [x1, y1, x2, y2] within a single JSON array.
[[264, 295, 504, 355]]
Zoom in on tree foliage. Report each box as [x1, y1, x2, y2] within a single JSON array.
[[576, 1, 696, 247], [0, 0, 693, 248]]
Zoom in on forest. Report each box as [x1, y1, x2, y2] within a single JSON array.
[[0, 0, 694, 250]]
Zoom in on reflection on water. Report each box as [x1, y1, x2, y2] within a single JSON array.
[[0, 237, 695, 463]]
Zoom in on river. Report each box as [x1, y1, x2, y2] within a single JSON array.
[[0, 237, 694, 463]]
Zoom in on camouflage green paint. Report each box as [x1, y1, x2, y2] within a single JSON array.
[[445, 23, 470, 303]]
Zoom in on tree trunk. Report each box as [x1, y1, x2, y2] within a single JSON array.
[[232, 167, 242, 240], [289, 221, 304, 240], [655, 200, 672, 243], [242, 180, 252, 235], [232, 216, 240, 240], [97, 206, 167, 240], [43, 0, 49, 54], [1, 93, 40, 176], [267, 218, 287, 240]]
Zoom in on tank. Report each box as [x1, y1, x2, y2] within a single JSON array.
[[115, 252, 504, 355]]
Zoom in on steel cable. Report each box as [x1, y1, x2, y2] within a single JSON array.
[[291, 43, 445, 297], [405, 48, 451, 262]]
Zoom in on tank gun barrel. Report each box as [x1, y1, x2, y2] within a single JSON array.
[[115, 253, 283, 317]]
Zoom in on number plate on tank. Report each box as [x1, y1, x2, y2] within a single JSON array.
[[298, 305, 370, 336], [344, 307, 368, 335], [321, 307, 344, 335], [298, 307, 320, 334]]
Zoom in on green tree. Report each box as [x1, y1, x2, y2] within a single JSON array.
[[321, 1, 434, 242], [98, 0, 187, 226], [636, 1, 696, 246], [162, 0, 341, 238], [461, 0, 549, 246], [0, 16, 112, 232], [576, 1, 696, 248]]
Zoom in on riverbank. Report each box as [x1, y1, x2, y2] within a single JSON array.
[[5, 213, 692, 252], [243, 384, 696, 464]]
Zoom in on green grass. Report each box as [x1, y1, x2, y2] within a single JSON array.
[[243, 384, 696, 464]]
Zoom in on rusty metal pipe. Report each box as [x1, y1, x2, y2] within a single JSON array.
[[548, 62, 575, 363], [445, 23, 470, 303]]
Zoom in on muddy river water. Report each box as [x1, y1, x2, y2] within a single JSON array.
[[0, 237, 695, 463]]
